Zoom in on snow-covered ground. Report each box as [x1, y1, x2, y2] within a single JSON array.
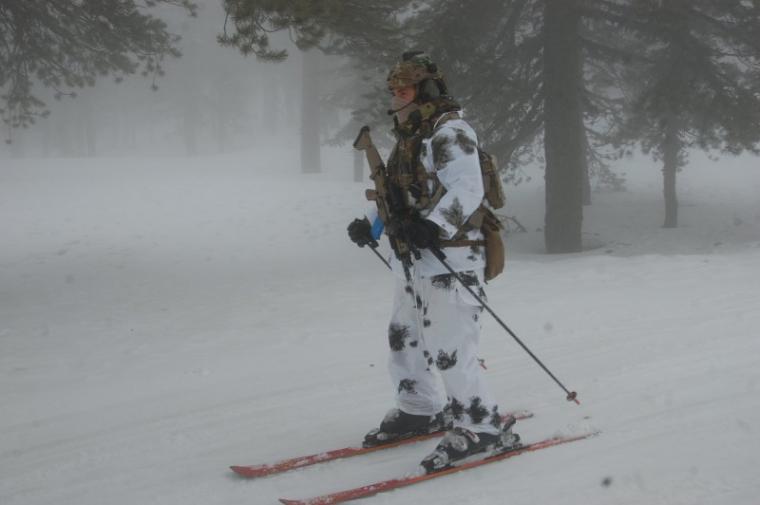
[[1, 144, 759, 505]]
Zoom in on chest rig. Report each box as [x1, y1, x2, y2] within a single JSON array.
[[385, 100, 460, 215], [383, 100, 507, 281]]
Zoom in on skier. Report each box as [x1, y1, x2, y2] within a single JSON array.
[[347, 51, 519, 473]]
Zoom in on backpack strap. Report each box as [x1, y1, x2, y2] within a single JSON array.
[[431, 110, 461, 132]]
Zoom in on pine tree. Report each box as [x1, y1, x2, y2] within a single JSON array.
[[219, 1, 407, 59], [220, 1, 408, 173], [0, 1, 197, 130], [411, 0, 618, 252], [604, 0, 760, 228], [219, 0, 638, 253]]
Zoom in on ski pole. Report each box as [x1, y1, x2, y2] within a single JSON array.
[[368, 243, 392, 270], [428, 247, 580, 405], [362, 243, 580, 405]]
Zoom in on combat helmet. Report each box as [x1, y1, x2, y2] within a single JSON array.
[[387, 51, 449, 103]]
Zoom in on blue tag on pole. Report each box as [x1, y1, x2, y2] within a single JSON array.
[[370, 217, 384, 240]]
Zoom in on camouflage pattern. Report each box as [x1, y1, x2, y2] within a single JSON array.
[[360, 54, 510, 449], [386, 270, 502, 436], [381, 106, 487, 278], [387, 52, 443, 91]]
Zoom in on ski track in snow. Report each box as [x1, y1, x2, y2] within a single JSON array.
[[1, 148, 759, 505]]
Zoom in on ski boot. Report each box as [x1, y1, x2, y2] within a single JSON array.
[[419, 414, 521, 473], [363, 408, 449, 448]]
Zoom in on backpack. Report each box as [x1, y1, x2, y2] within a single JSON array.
[[478, 148, 506, 210], [432, 113, 507, 281]]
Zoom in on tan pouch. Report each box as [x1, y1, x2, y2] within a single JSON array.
[[482, 209, 505, 281]]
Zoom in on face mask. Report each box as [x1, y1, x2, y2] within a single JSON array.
[[390, 94, 419, 124]]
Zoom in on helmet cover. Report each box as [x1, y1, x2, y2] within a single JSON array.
[[387, 51, 443, 91]]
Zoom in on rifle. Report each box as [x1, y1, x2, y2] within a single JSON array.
[[352, 126, 420, 281]]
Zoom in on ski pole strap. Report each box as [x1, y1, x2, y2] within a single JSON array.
[[440, 239, 486, 248]]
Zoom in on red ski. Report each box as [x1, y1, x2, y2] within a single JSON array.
[[278, 430, 600, 505], [230, 410, 533, 478]]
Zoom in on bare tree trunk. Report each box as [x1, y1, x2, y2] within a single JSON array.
[[543, 0, 585, 252], [58, 108, 75, 157], [73, 102, 88, 157], [300, 49, 321, 173], [662, 115, 680, 228], [582, 141, 591, 206], [262, 74, 279, 136]]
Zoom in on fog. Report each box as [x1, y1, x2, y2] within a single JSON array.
[[0, 3, 346, 163], [1, 3, 760, 505]]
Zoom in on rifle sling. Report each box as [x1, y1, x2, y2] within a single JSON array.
[[440, 239, 486, 248]]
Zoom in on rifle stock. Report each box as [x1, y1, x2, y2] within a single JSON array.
[[353, 126, 417, 279]]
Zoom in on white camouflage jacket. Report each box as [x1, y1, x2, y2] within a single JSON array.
[[369, 111, 487, 278]]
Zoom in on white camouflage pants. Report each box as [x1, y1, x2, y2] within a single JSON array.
[[387, 269, 502, 436]]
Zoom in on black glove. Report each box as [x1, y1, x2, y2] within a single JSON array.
[[347, 218, 376, 248], [403, 217, 441, 250]]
